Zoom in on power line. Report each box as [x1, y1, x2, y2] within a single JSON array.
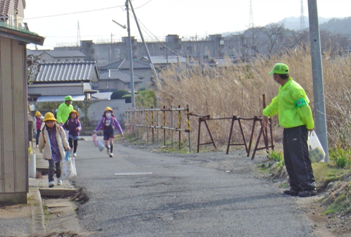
[[25, 0, 153, 20], [25, 5, 124, 20], [134, 0, 153, 9]]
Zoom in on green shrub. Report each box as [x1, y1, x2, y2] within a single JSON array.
[[267, 150, 285, 168], [329, 146, 350, 169], [111, 89, 130, 100]]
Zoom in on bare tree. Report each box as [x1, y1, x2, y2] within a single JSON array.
[[27, 54, 40, 85]]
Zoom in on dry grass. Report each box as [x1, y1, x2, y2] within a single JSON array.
[[153, 46, 351, 149]]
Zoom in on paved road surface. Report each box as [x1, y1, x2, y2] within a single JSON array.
[[73, 137, 314, 237]]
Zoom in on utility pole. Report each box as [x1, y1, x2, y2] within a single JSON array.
[[249, 0, 254, 28], [128, 0, 159, 83], [300, 0, 305, 30], [126, 0, 135, 108], [307, 0, 329, 162], [77, 21, 81, 47]]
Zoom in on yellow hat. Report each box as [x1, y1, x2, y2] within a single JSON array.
[[35, 111, 41, 116], [104, 107, 113, 112], [70, 110, 79, 116], [43, 112, 56, 122]]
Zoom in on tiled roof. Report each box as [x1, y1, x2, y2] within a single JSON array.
[[35, 61, 97, 83], [99, 70, 142, 83], [99, 58, 151, 70], [141, 55, 187, 64], [0, 0, 24, 17], [27, 49, 86, 58], [45, 50, 86, 58]]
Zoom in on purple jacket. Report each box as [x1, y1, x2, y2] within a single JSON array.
[[63, 118, 81, 137], [95, 116, 123, 134]]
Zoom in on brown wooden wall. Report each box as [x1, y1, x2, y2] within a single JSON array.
[[0, 36, 28, 204]]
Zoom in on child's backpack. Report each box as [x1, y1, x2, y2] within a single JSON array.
[[100, 116, 115, 130]]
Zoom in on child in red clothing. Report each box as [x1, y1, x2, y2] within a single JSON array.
[[34, 111, 43, 147]]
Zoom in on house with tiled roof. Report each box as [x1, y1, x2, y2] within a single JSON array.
[[27, 48, 86, 63], [97, 69, 142, 92], [28, 61, 99, 102], [0, 0, 26, 28], [99, 58, 152, 89]]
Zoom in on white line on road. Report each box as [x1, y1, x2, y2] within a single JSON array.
[[114, 172, 153, 176]]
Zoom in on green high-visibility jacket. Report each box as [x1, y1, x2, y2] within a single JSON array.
[[56, 102, 74, 124], [263, 77, 314, 130]]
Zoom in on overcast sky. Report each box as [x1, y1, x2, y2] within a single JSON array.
[[24, 0, 351, 50]]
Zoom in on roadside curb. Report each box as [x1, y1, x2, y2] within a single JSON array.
[[28, 178, 46, 235]]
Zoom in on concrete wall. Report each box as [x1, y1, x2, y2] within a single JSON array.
[[0, 36, 28, 204]]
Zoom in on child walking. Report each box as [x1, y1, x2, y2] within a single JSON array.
[[39, 112, 70, 188], [34, 111, 43, 148], [63, 110, 81, 157], [94, 107, 124, 157]]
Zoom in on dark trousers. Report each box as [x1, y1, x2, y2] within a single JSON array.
[[69, 137, 78, 153], [48, 159, 61, 182], [283, 125, 316, 191], [36, 129, 41, 145]]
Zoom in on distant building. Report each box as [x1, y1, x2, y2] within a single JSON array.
[[0, 0, 25, 28], [28, 61, 99, 102], [27, 48, 86, 63], [53, 34, 239, 68], [98, 59, 152, 90]]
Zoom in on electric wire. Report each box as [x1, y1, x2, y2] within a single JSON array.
[[25, 5, 125, 20]]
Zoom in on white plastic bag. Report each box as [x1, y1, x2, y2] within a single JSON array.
[[92, 134, 104, 152], [308, 131, 326, 163], [71, 157, 77, 178], [61, 151, 77, 179], [61, 151, 72, 180]]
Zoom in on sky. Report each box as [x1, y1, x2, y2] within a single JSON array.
[[24, 0, 351, 50]]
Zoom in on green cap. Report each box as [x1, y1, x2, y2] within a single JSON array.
[[268, 63, 289, 75], [65, 95, 73, 101]]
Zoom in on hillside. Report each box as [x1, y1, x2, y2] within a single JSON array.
[[278, 16, 330, 31], [319, 17, 351, 35]]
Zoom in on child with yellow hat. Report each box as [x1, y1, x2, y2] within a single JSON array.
[[34, 111, 43, 148], [94, 107, 124, 157], [63, 110, 81, 157], [39, 112, 70, 188]]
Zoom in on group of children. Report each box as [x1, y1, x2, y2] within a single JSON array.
[[36, 106, 123, 187]]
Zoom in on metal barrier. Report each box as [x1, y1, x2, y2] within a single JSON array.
[[125, 105, 191, 151], [189, 113, 274, 159], [125, 94, 274, 159]]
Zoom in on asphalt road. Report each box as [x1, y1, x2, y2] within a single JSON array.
[[73, 136, 315, 237]]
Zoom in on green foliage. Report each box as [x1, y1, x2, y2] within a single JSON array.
[[121, 89, 156, 107], [135, 89, 157, 108], [121, 94, 132, 103], [35, 102, 61, 112], [267, 150, 285, 169], [329, 146, 351, 168], [74, 101, 95, 125], [267, 150, 284, 162], [111, 89, 130, 100]]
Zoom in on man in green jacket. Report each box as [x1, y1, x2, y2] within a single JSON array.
[[262, 63, 317, 197], [56, 95, 74, 125]]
